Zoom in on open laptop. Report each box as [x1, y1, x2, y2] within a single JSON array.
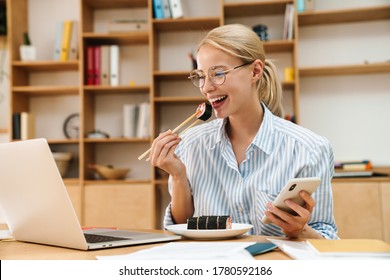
[[0, 138, 181, 250]]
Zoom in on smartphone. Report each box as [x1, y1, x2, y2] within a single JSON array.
[[261, 177, 321, 224]]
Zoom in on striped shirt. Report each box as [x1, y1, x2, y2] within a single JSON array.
[[164, 103, 338, 239]]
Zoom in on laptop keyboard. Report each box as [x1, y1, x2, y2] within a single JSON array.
[[84, 233, 131, 244]]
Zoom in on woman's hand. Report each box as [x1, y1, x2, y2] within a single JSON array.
[[149, 130, 185, 177], [264, 191, 323, 239]]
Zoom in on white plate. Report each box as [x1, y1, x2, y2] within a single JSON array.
[[166, 223, 253, 240]]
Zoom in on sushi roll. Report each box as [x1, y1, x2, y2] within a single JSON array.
[[187, 215, 232, 230], [195, 102, 212, 121]]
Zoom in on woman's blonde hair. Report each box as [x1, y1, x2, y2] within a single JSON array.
[[198, 24, 284, 117]]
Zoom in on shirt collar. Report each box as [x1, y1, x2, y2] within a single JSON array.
[[251, 102, 275, 155], [209, 102, 275, 155]]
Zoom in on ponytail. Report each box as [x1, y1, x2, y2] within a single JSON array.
[[258, 59, 284, 118]]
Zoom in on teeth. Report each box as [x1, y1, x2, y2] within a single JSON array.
[[209, 96, 227, 103]]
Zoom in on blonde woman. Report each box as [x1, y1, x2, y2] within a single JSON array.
[[149, 24, 338, 239]]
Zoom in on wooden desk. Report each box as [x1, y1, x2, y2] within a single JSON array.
[[0, 233, 291, 260]]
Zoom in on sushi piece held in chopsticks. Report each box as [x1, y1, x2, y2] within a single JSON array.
[[196, 102, 212, 121], [137, 102, 213, 161]]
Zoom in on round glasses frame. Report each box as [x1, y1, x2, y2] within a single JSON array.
[[188, 61, 254, 88]]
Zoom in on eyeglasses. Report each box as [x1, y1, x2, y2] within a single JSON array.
[[188, 61, 254, 88]]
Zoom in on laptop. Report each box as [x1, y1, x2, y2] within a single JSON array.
[[0, 138, 181, 250]]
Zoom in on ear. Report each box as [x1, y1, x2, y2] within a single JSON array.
[[252, 59, 263, 80]]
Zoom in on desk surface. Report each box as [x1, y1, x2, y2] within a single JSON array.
[[0, 232, 291, 260]]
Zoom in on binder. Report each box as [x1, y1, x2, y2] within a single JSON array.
[[109, 45, 119, 86], [86, 46, 95, 85], [153, 0, 164, 19], [53, 21, 63, 60], [21, 112, 35, 140], [169, 0, 183, 19], [68, 21, 78, 60], [100, 45, 110, 86], [305, 0, 315, 11], [60, 20, 73, 61], [12, 113, 21, 140], [93, 46, 101, 85], [162, 0, 172, 18], [136, 102, 150, 138], [123, 104, 138, 138]]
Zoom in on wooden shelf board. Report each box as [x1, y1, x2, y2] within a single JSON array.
[[153, 17, 220, 32], [83, 137, 151, 143], [83, 84, 150, 93], [264, 40, 294, 53], [84, 179, 152, 185], [12, 86, 80, 95], [83, 0, 147, 9], [282, 81, 295, 90], [12, 60, 79, 71], [47, 139, 80, 144], [83, 32, 149, 44], [154, 70, 189, 80], [154, 96, 206, 103], [224, 0, 291, 17], [298, 5, 390, 26], [299, 62, 390, 77], [63, 178, 81, 185]]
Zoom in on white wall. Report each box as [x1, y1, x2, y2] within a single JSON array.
[[298, 0, 390, 165]]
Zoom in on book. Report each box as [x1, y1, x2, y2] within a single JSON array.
[[283, 4, 294, 40], [123, 104, 138, 138], [153, 0, 165, 19], [60, 20, 73, 61], [334, 160, 373, 171], [136, 102, 150, 138], [12, 113, 21, 140], [304, 0, 315, 11], [109, 45, 119, 86], [53, 21, 63, 60], [306, 239, 390, 258], [93, 46, 101, 85], [86, 46, 95, 85], [100, 45, 110, 86], [68, 21, 78, 60], [169, 0, 183, 19], [20, 112, 35, 140], [162, 0, 172, 18]]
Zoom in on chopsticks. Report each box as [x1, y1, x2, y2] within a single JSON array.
[[138, 103, 212, 161]]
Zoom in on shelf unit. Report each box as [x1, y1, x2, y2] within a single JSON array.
[[297, 5, 390, 76]]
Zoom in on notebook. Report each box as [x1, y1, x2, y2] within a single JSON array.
[[0, 138, 181, 250], [306, 239, 390, 258]]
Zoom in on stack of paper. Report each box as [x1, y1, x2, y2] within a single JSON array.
[[97, 242, 256, 260]]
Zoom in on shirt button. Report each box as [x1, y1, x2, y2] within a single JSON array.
[[238, 206, 243, 212]]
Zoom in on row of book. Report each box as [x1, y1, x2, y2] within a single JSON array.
[[283, 3, 295, 40], [334, 160, 374, 178], [53, 20, 78, 61], [86, 45, 119, 86], [123, 103, 151, 138], [12, 112, 35, 140], [153, 0, 184, 19]]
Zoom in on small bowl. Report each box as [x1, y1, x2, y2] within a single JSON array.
[[88, 164, 130, 180]]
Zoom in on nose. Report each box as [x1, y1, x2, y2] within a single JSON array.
[[201, 75, 216, 96]]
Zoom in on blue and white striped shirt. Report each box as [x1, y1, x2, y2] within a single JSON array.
[[164, 104, 338, 239]]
